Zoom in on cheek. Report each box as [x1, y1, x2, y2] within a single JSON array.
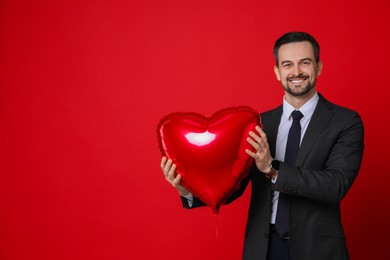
[[308, 67, 318, 76], [309, 70, 318, 79], [281, 72, 290, 81]]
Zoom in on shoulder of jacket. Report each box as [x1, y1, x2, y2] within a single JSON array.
[[260, 104, 283, 117], [318, 94, 360, 117]]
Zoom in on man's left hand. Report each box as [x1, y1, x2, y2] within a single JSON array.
[[246, 126, 274, 178]]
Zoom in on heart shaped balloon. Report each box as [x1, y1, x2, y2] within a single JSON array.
[[157, 106, 261, 214]]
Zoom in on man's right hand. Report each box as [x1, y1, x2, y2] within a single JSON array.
[[161, 156, 190, 196]]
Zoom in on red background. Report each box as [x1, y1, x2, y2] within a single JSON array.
[[1, 0, 389, 259]]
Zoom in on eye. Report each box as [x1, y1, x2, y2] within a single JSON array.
[[283, 63, 292, 68]]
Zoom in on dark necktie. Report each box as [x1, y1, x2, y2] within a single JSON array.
[[275, 110, 304, 236]]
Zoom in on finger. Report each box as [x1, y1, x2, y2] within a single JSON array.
[[160, 156, 167, 170], [167, 163, 177, 182], [172, 174, 182, 188], [247, 136, 261, 151], [163, 159, 173, 177], [252, 128, 270, 151], [255, 125, 262, 134], [246, 149, 258, 159], [256, 127, 268, 142], [248, 134, 268, 155], [258, 134, 270, 151], [248, 130, 262, 144]]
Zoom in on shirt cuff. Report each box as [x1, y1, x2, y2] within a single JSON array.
[[181, 192, 194, 207]]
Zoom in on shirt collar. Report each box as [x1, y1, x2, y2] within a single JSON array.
[[282, 92, 319, 120]]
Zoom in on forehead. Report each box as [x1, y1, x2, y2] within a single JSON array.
[[277, 41, 315, 62]]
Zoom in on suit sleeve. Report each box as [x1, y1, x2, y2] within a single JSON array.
[[273, 110, 364, 203]]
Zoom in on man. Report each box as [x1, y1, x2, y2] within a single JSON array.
[[161, 32, 364, 260]]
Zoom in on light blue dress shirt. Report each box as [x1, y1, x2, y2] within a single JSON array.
[[270, 92, 319, 223]]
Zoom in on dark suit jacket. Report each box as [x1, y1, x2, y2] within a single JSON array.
[[181, 94, 364, 260]]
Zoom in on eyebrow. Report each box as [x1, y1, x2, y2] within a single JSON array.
[[280, 57, 313, 65], [300, 58, 313, 63]]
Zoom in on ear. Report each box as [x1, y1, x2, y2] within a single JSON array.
[[274, 65, 281, 81], [316, 60, 323, 76]]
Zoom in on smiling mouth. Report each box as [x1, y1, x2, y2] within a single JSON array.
[[288, 76, 309, 84]]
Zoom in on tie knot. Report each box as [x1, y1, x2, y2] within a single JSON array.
[[291, 110, 303, 121]]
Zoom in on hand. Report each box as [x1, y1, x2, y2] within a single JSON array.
[[246, 126, 273, 176], [161, 156, 190, 196]]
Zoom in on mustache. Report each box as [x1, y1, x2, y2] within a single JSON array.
[[287, 74, 309, 81]]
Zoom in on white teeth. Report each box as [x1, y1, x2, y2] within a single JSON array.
[[289, 77, 307, 84]]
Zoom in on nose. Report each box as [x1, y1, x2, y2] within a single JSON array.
[[292, 64, 301, 76]]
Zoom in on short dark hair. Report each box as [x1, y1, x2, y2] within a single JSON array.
[[273, 32, 320, 66]]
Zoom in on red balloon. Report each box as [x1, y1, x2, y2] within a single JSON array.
[[157, 106, 261, 214]]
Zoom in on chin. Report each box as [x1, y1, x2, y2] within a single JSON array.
[[285, 83, 315, 97]]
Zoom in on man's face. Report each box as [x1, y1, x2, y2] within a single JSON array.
[[274, 41, 322, 97]]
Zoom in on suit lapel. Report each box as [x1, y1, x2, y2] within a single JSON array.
[[262, 106, 283, 158], [296, 95, 335, 166]]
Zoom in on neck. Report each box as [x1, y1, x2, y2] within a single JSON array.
[[285, 90, 316, 109]]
